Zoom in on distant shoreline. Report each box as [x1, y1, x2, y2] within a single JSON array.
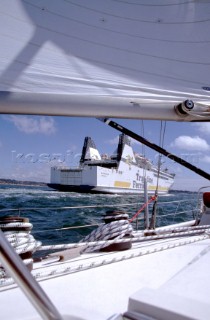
[[0, 178, 47, 187], [0, 178, 195, 193]]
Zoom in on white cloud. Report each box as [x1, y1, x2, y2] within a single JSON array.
[[201, 155, 210, 163], [130, 137, 142, 146], [171, 136, 210, 151], [107, 135, 141, 146], [107, 136, 119, 145], [194, 123, 210, 135], [10, 163, 50, 182], [5, 115, 56, 135]]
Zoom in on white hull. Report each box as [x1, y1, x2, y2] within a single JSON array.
[[49, 165, 174, 194]]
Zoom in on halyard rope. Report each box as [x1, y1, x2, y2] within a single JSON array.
[[1, 221, 209, 257], [37, 224, 210, 252], [1, 217, 210, 287], [1, 232, 209, 287], [129, 196, 156, 223]]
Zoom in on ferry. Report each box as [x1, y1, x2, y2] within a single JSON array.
[[48, 134, 175, 194]]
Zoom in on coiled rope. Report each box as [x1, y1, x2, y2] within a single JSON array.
[[80, 213, 133, 253], [0, 218, 42, 278]]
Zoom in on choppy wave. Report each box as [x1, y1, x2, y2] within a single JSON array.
[[0, 184, 199, 245]]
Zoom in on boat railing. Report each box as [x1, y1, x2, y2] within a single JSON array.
[[0, 197, 200, 240], [197, 186, 210, 205]]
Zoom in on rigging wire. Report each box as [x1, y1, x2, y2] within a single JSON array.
[[149, 121, 167, 229], [139, 120, 150, 229], [141, 120, 145, 158], [98, 118, 210, 180]]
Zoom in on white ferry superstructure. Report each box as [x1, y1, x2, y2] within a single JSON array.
[[48, 134, 175, 194]]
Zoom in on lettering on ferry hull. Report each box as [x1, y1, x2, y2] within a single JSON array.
[[135, 173, 153, 184], [147, 176, 153, 183], [136, 173, 143, 182], [133, 181, 143, 189], [133, 173, 154, 189]]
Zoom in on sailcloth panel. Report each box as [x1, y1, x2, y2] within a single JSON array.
[[0, 0, 210, 105]]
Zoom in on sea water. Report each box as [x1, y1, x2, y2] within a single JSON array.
[[0, 185, 199, 246]]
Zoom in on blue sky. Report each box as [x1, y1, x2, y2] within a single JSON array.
[[0, 115, 210, 191]]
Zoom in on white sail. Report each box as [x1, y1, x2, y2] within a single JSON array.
[[0, 0, 210, 120]]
